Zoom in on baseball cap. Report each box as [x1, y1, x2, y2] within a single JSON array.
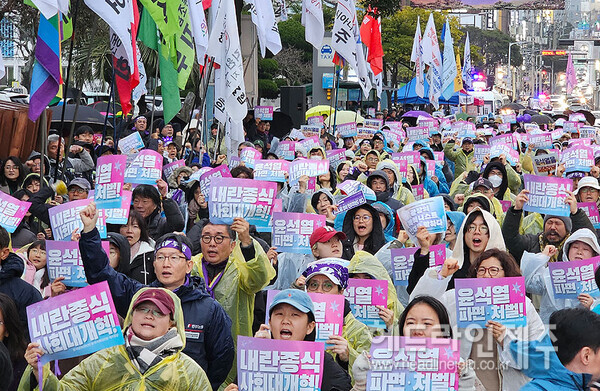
[[574, 176, 600, 195], [302, 258, 349, 290], [67, 177, 91, 192], [269, 289, 314, 316], [309, 226, 347, 248], [462, 137, 474, 144], [132, 288, 175, 316], [471, 177, 493, 191]]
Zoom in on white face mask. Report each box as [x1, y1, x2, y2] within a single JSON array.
[[310, 155, 322, 160], [488, 175, 502, 188]]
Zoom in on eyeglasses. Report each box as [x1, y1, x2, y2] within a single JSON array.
[[354, 215, 372, 222], [4, 165, 17, 171], [307, 280, 335, 292], [30, 248, 46, 255], [366, 157, 379, 163], [580, 187, 599, 194], [134, 306, 167, 318], [467, 224, 489, 234], [155, 254, 187, 263], [477, 266, 503, 277], [201, 235, 231, 244], [68, 188, 86, 194]]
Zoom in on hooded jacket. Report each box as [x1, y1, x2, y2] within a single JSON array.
[[418, 147, 451, 192], [371, 201, 396, 242], [366, 170, 404, 212], [509, 334, 593, 391], [416, 159, 442, 197], [347, 251, 404, 336], [341, 204, 387, 259], [19, 288, 212, 390], [376, 160, 402, 198], [502, 205, 595, 263], [482, 161, 511, 200], [127, 239, 156, 285], [520, 228, 600, 323], [107, 232, 131, 275], [0, 253, 42, 333], [79, 228, 234, 390]]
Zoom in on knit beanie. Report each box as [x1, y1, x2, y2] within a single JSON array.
[[543, 215, 573, 233]]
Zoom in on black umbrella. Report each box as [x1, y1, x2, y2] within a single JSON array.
[[91, 101, 122, 114], [530, 114, 553, 125], [247, 109, 294, 139], [500, 103, 525, 111], [576, 110, 595, 126], [49, 104, 113, 134]]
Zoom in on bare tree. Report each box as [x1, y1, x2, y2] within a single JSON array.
[[273, 46, 311, 86]]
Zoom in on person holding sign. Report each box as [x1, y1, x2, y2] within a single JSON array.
[[410, 248, 545, 391], [444, 137, 475, 178], [223, 289, 353, 391], [23, 288, 211, 390], [520, 228, 600, 323], [77, 203, 234, 390], [132, 184, 185, 241], [502, 189, 595, 263]]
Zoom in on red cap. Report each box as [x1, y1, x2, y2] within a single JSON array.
[[309, 226, 347, 248], [132, 289, 175, 316]]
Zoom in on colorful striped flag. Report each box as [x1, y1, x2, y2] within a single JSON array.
[[29, 13, 63, 121]]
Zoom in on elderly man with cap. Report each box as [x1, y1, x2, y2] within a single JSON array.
[[300, 259, 372, 380], [443, 137, 475, 178], [66, 177, 90, 200], [23, 287, 211, 390], [77, 202, 234, 390], [502, 188, 595, 263]]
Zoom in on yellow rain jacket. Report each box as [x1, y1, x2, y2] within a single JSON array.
[[341, 311, 372, 382], [19, 288, 211, 391], [347, 251, 404, 336], [191, 239, 275, 386]]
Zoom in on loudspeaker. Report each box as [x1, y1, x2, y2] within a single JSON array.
[[280, 86, 306, 129]]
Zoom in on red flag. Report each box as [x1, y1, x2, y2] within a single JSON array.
[[360, 8, 384, 75], [203, 0, 212, 9]]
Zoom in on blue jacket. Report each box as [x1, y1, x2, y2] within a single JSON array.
[[79, 228, 234, 390], [0, 252, 42, 336], [510, 334, 592, 391]]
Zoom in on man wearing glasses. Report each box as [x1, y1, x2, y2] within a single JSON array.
[[77, 202, 234, 391], [192, 217, 276, 384]]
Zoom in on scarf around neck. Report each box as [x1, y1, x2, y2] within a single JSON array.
[[125, 327, 183, 374]]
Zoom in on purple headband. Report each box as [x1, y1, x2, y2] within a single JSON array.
[[156, 238, 192, 260], [302, 261, 349, 290]]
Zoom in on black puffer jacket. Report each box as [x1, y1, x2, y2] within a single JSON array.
[[146, 198, 185, 240]]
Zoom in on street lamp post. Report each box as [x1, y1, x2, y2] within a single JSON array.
[[508, 41, 525, 101]]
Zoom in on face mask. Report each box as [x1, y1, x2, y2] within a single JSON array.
[[310, 155, 322, 160], [488, 175, 502, 188]]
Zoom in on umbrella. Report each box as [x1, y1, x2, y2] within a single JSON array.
[[49, 104, 113, 134], [500, 103, 525, 111], [306, 105, 337, 119], [91, 101, 122, 115], [401, 110, 432, 118], [246, 109, 294, 139], [530, 114, 553, 125], [576, 110, 595, 126], [324, 111, 365, 126]]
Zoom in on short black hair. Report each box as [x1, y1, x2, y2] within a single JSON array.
[[231, 166, 254, 179], [74, 125, 94, 136], [399, 295, 452, 338], [197, 219, 237, 241], [155, 232, 193, 255], [549, 308, 600, 366], [210, 123, 218, 130], [0, 225, 9, 249], [132, 185, 161, 209]]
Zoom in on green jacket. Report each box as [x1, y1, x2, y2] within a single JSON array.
[[443, 142, 475, 178]]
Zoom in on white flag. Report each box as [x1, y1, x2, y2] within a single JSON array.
[[30, 0, 69, 19], [246, 0, 282, 57], [463, 32, 472, 89], [331, 0, 371, 96], [84, 0, 135, 76], [421, 13, 442, 109], [132, 44, 147, 104], [188, 0, 209, 64], [441, 20, 457, 99], [414, 18, 425, 99], [274, 0, 288, 21], [226, 114, 245, 159], [302, 0, 324, 49], [207, 0, 248, 123]]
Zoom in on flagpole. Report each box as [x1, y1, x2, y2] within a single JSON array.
[[100, 70, 115, 148], [332, 66, 341, 134], [149, 45, 160, 132]]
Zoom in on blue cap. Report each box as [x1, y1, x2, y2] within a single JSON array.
[[269, 289, 314, 316], [446, 211, 466, 232]]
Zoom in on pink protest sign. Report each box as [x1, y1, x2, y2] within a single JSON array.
[[418, 118, 437, 135], [391, 247, 419, 286], [253, 159, 290, 182], [569, 113, 587, 122], [406, 126, 429, 142], [429, 244, 447, 267], [579, 202, 600, 229], [391, 151, 420, 167], [425, 160, 436, 178], [27, 281, 124, 365], [326, 148, 346, 169], [433, 151, 444, 163], [301, 125, 322, 138], [299, 135, 321, 152], [336, 122, 358, 138], [208, 177, 277, 229], [95, 155, 126, 209], [272, 212, 326, 254], [523, 174, 573, 217], [47, 240, 110, 287], [367, 336, 460, 390], [528, 132, 554, 149], [240, 147, 262, 169], [237, 336, 324, 389], [563, 121, 581, 134], [266, 290, 344, 343], [49, 199, 92, 241], [105, 190, 132, 224], [345, 279, 388, 328], [548, 257, 600, 299], [199, 164, 232, 198], [307, 115, 324, 126], [124, 149, 163, 185], [229, 156, 242, 169], [0, 190, 31, 233], [489, 133, 516, 150], [498, 123, 511, 133], [562, 146, 594, 172], [499, 200, 512, 213], [163, 159, 185, 179], [254, 105, 274, 120], [502, 113, 517, 124], [275, 141, 296, 161], [455, 276, 527, 328], [289, 159, 329, 186], [411, 184, 424, 201]]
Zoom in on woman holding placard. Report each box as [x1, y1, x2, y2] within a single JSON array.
[[409, 248, 545, 391]]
